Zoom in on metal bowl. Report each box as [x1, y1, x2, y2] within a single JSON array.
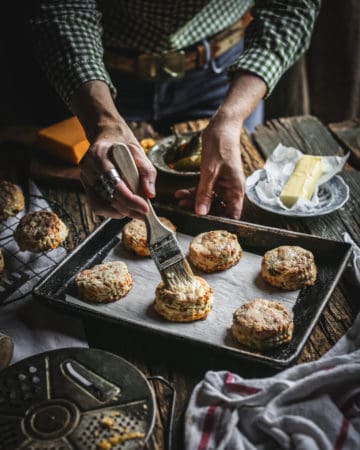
[[147, 132, 201, 178]]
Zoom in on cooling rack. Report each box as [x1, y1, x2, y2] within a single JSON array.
[[0, 194, 80, 305]]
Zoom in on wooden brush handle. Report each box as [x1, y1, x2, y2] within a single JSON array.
[[110, 143, 142, 195], [109, 144, 170, 244]]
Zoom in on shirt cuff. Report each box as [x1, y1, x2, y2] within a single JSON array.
[[228, 47, 284, 98], [46, 59, 117, 107]]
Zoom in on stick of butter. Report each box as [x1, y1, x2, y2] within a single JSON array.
[[280, 155, 323, 207]]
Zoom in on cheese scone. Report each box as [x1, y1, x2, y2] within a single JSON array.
[[189, 230, 242, 272], [261, 245, 317, 290], [0, 180, 24, 221], [14, 211, 69, 253], [231, 299, 294, 351], [0, 249, 4, 273], [76, 261, 133, 303], [154, 276, 213, 322], [123, 217, 176, 256]]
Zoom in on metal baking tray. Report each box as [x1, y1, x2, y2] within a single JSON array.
[[33, 205, 352, 368]]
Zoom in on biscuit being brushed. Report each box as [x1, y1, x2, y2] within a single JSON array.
[[154, 275, 213, 322], [14, 211, 68, 253]]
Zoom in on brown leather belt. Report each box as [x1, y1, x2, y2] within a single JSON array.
[[104, 11, 252, 81]]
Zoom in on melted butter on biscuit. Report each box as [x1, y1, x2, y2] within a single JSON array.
[[163, 276, 205, 302]]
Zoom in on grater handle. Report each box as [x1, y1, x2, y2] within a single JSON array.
[[109, 143, 171, 244], [147, 376, 176, 450]]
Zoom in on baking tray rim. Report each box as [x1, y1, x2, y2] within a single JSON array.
[[33, 208, 353, 368]]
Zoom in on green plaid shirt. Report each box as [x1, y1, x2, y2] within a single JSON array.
[[29, 0, 320, 106]]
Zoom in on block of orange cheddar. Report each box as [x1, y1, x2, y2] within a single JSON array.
[[37, 116, 89, 165]]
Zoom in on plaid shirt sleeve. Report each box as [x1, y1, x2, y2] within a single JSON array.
[[28, 0, 116, 107], [229, 0, 321, 97]]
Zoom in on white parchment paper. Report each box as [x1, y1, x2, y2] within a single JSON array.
[[65, 232, 299, 352], [246, 144, 348, 212]]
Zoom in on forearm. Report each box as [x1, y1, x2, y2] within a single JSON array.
[[217, 70, 267, 123], [69, 80, 123, 143], [228, 0, 321, 97]]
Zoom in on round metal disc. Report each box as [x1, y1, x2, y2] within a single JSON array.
[[0, 348, 156, 449]]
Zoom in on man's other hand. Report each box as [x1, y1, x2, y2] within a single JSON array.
[[175, 114, 245, 219]]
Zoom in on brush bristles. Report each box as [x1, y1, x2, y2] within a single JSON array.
[[161, 258, 194, 289]]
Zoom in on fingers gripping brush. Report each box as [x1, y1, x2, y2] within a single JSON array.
[[110, 143, 195, 289]]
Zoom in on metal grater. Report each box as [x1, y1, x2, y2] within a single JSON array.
[[0, 348, 156, 450]]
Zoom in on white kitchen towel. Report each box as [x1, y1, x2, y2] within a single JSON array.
[[185, 238, 360, 450], [0, 181, 87, 363]]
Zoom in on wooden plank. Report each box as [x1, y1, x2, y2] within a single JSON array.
[[298, 171, 360, 246], [328, 119, 360, 170], [29, 158, 81, 185], [253, 115, 345, 159]]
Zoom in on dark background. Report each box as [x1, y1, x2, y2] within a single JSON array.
[[0, 1, 359, 128]]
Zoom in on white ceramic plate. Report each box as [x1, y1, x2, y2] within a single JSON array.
[[246, 170, 350, 217]]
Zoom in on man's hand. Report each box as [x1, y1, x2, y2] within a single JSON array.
[[80, 121, 156, 219], [176, 70, 267, 219], [70, 81, 157, 219], [175, 113, 245, 219]]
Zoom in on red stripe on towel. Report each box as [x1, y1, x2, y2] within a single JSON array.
[[225, 371, 262, 396], [320, 366, 334, 371], [198, 405, 217, 450], [334, 418, 349, 450]]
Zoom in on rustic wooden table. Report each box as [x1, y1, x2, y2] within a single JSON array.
[[1, 115, 359, 449]]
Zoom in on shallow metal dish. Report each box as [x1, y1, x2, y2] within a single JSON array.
[[33, 206, 351, 368], [147, 132, 200, 178]]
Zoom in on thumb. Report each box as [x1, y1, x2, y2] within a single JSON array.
[[195, 167, 218, 215], [128, 143, 157, 198]]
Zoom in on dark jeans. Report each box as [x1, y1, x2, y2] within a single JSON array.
[[112, 40, 264, 132]]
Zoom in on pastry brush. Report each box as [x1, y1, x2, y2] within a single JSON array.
[[110, 143, 194, 288]]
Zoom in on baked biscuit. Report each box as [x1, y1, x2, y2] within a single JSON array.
[[154, 276, 213, 322], [231, 299, 294, 351], [261, 245, 317, 290], [189, 230, 242, 272], [0, 180, 24, 221], [0, 249, 4, 273], [75, 261, 133, 303], [123, 217, 176, 256], [14, 211, 69, 253]]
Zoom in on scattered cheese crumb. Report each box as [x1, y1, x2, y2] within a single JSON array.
[[97, 439, 111, 450], [140, 138, 156, 153], [109, 434, 121, 445], [100, 417, 115, 428]]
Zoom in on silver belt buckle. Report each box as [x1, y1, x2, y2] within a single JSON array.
[[161, 50, 186, 79], [137, 51, 185, 81]]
